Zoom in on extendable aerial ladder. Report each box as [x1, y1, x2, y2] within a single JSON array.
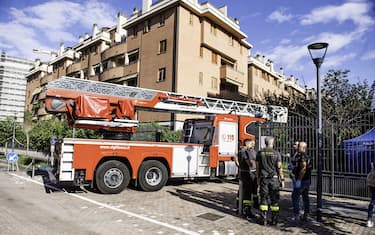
[[44, 76, 288, 132]]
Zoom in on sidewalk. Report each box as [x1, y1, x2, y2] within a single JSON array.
[[273, 191, 371, 235], [1, 161, 373, 234]]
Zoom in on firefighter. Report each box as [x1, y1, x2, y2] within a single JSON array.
[[235, 139, 256, 218], [292, 142, 312, 221], [248, 139, 259, 211], [256, 136, 285, 225]]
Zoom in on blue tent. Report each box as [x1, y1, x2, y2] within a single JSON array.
[[343, 127, 375, 173]]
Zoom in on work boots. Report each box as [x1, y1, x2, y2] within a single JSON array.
[[244, 206, 255, 219], [271, 211, 279, 225]]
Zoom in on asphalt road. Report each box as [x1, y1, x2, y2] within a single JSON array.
[[0, 163, 373, 235], [0, 173, 204, 235]]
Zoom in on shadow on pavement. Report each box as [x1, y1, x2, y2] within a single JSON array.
[[27, 167, 85, 194], [168, 185, 369, 234], [168, 187, 238, 216]]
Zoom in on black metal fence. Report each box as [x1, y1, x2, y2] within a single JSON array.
[[260, 112, 375, 199]]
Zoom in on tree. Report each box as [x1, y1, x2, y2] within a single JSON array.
[[0, 117, 26, 148], [320, 70, 374, 143], [28, 118, 102, 152], [131, 122, 182, 142], [322, 70, 373, 125]]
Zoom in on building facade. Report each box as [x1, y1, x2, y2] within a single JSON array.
[[26, 0, 251, 129], [0, 51, 33, 122], [248, 54, 306, 103]]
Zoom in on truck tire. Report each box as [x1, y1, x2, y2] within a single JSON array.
[[138, 160, 168, 192], [95, 160, 130, 194]]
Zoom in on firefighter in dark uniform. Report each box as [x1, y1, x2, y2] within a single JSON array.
[[248, 139, 259, 211], [256, 136, 285, 225], [235, 139, 257, 218]]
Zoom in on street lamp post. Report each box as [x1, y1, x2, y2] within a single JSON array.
[[307, 42, 328, 222], [11, 113, 17, 152]]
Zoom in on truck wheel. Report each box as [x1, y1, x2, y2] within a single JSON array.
[[95, 160, 130, 194], [138, 160, 168, 192]]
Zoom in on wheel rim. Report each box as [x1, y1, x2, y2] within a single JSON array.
[[145, 167, 162, 186], [103, 168, 124, 189]]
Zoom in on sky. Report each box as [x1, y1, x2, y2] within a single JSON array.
[[0, 0, 374, 88]]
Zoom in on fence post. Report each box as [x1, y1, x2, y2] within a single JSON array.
[[331, 124, 335, 198]]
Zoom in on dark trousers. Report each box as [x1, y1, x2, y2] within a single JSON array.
[[292, 180, 311, 215], [239, 171, 251, 202], [259, 178, 280, 211], [237, 171, 258, 213], [249, 172, 258, 207], [368, 186, 375, 220]]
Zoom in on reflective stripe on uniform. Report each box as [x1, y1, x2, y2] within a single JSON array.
[[270, 205, 279, 211], [260, 205, 268, 211], [243, 200, 251, 205], [251, 194, 258, 199]]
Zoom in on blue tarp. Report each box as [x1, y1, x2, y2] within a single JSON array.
[[343, 127, 375, 173]]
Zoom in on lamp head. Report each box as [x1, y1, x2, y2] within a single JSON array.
[[308, 42, 328, 68]]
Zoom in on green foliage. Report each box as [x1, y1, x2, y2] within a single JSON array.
[[161, 128, 183, 143], [0, 117, 26, 147], [28, 118, 102, 152], [322, 70, 374, 125], [132, 122, 182, 142], [321, 70, 374, 143]]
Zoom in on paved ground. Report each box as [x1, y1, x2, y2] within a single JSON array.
[[0, 162, 374, 235]]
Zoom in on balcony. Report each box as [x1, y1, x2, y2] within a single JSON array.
[[66, 62, 81, 75], [220, 65, 245, 87], [219, 90, 248, 102], [102, 43, 127, 61], [90, 53, 101, 65], [101, 62, 139, 82], [40, 74, 53, 86], [201, 21, 243, 60]]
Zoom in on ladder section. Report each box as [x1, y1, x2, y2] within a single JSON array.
[[59, 142, 75, 181], [47, 76, 158, 101], [197, 153, 210, 177], [46, 77, 288, 123]]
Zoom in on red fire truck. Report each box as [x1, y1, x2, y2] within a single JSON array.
[[45, 77, 287, 194]]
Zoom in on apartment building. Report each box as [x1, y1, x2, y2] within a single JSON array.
[[248, 54, 306, 103], [26, 0, 251, 129], [0, 51, 33, 122]]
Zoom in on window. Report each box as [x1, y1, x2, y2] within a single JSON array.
[[133, 26, 138, 37], [210, 24, 217, 35], [128, 50, 139, 64], [92, 64, 101, 76], [211, 77, 217, 89], [199, 72, 203, 85], [189, 13, 194, 25], [160, 14, 165, 26], [158, 68, 166, 82], [126, 78, 137, 87], [144, 20, 151, 33], [199, 47, 203, 57], [211, 52, 218, 64], [229, 36, 234, 46], [159, 40, 167, 54], [254, 85, 259, 94]]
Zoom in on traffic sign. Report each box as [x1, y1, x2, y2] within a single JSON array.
[[50, 136, 57, 145], [6, 152, 18, 163]]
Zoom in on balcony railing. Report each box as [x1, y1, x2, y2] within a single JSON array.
[[102, 43, 127, 61], [40, 74, 53, 86], [66, 62, 82, 75], [220, 65, 245, 87], [101, 61, 139, 82]]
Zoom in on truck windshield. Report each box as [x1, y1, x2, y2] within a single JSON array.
[[182, 120, 213, 145]]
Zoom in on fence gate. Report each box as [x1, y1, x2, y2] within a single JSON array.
[[259, 113, 375, 199]]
